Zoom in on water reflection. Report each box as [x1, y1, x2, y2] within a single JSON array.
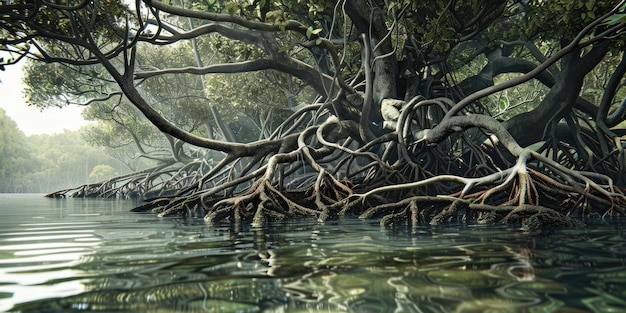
[[0, 224, 101, 309], [1, 195, 625, 312]]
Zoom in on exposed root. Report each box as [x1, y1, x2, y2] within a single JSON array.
[[54, 97, 626, 228], [198, 180, 321, 227], [124, 138, 626, 228], [46, 162, 207, 199]]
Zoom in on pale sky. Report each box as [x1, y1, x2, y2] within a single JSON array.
[[0, 61, 90, 136]]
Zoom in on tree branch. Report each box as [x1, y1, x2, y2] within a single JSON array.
[[147, 0, 309, 34], [443, 2, 626, 119]]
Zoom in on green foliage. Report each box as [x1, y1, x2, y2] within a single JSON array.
[[32, 0, 127, 37], [0, 109, 32, 192], [24, 42, 213, 159], [602, 1, 626, 26], [137, 43, 215, 131], [0, 110, 127, 193], [0, 0, 131, 66], [523, 0, 617, 40], [390, 0, 508, 55], [202, 70, 315, 141], [82, 101, 161, 149], [23, 62, 111, 109], [581, 51, 626, 105], [88, 164, 118, 183], [22, 130, 128, 192]]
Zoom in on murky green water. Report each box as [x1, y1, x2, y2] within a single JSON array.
[[0, 194, 625, 312]]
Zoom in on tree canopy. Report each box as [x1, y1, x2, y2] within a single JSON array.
[[0, 109, 127, 193], [3, 0, 626, 229], [0, 108, 30, 192]]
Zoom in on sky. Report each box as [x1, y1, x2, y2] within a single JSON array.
[[0, 61, 90, 136]]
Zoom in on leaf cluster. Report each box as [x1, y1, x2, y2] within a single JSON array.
[[523, 0, 618, 41]]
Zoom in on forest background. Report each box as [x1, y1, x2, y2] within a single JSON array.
[[0, 109, 144, 193]]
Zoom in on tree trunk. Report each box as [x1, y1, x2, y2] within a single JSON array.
[[344, 0, 398, 129], [504, 44, 609, 147]]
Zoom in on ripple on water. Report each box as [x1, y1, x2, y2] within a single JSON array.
[[1, 197, 626, 312]]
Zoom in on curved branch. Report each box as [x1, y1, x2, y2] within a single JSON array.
[[456, 56, 556, 95], [136, 57, 337, 110], [599, 53, 626, 122], [425, 113, 525, 156], [608, 97, 626, 127], [41, 0, 91, 11], [135, 59, 279, 78], [144, 19, 265, 48], [88, 40, 285, 156], [148, 0, 309, 34], [443, 2, 626, 118]]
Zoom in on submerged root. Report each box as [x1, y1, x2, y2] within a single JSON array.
[[203, 180, 322, 226], [129, 148, 626, 228], [135, 174, 359, 227]]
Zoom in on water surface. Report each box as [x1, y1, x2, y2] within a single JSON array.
[[0, 194, 625, 312]]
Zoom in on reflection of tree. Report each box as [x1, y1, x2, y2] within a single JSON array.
[[52, 277, 285, 312], [11, 221, 626, 312]]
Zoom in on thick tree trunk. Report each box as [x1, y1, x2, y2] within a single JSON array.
[[504, 45, 609, 147], [344, 0, 398, 129]]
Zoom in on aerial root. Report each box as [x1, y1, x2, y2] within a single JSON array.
[[472, 154, 538, 206], [473, 169, 539, 207], [130, 171, 359, 226], [355, 196, 462, 226], [131, 198, 171, 213], [128, 144, 626, 228], [430, 199, 469, 225], [204, 180, 322, 227], [379, 207, 409, 227], [48, 165, 201, 199], [529, 168, 626, 216], [464, 151, 626, 219], [310, 171, 353, 207], [349, 148, 626, 227]]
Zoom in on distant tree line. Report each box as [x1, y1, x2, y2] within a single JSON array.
[[0, 108, 133, 193]]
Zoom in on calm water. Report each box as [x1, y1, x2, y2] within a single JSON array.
[[0, 194, 625, 312]]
